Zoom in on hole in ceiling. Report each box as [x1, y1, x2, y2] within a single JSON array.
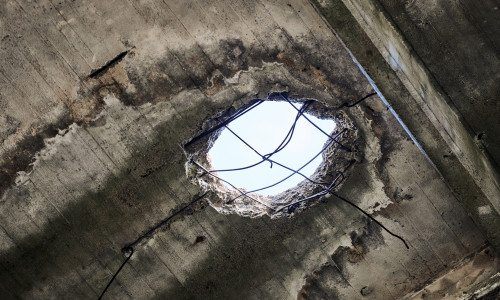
[[185, 93, 360, 218], [208, 101, 336, 196]]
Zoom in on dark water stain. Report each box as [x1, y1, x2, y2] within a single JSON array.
[[0, 117, 202, 297], [0, 34, 367, 201], [0, 33, 379, 298], [0, 114, 73, 200]]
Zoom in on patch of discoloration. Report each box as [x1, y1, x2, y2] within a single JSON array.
[[333, 220, 386, 266], [332, 244, 365, 266], [275, 51, 357, 102], [393, 187, 414, 203], [478, 205, 493, 216], [297, 264, 345, 300], [406, 246, 499, 299], [0, 52, 133, 199], [0, 114, 73, 200], [0, 115, 21, 144], [358, 95, 410, 205], [298, 220, 385, 299]]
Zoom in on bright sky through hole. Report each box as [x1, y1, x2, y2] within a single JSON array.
[[209, 101, 336, 196]]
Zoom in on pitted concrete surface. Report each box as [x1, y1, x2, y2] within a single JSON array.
[[0, 0, 498, 299]]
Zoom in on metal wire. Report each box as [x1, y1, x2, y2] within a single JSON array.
[[193, 160, 274, 209], [208, 101, 312, 173], [98, 247, 134, 300], [183, 99, 266, 149], [192, 92, 409, 249], [280, 95, 353, 152], [98, 91, 407, 299], [221, 126, 345, 203]]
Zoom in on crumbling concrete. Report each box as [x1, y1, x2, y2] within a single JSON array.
[[0, 0, 497, 299], [311, 0, 500, 251]]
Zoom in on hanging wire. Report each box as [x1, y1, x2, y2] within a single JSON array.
[[98, 247, 134, 300], [192, 92, 409, 249], [220, 126, 345, 203], [207, 100, 313, 173], [193, 160, 274, 209], [183, 98, 266, 149], [99, 91, 407, 299], [280, 95, 352, 152]]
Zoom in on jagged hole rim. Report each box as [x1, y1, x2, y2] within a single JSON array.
[[185, 97, 359, 218]]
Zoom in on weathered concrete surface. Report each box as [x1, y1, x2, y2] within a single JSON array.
[[405, 246, 499, 299], [311, 0, 500, 251], [0, 0, 497, 299], [319, 0, 500, 212]]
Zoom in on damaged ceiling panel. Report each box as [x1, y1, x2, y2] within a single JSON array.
[[0, 0, 498, 299]]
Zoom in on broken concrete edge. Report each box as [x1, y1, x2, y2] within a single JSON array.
[[184, 95, 361, 219], [309, 0, 500, 252], [403, 244, 499, 299], [0, 115, 79, 197], [460, 272, 500, 300], [0, 32, 367, 202], [335, 0, 500, 210]]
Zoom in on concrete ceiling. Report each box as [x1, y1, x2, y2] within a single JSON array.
[[0, 0, 498, 299]]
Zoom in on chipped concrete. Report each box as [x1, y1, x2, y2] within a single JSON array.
[[405, 247, 499, 299], [185, 96, 361, 218], [313, 0, 500, 246], [0, 0, 498, 299]]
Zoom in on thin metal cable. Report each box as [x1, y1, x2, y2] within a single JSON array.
[[98, 247, 134, 300], [256, 160, 351, 213], [329, 192, 410, 249], [274, 172, 345, 212], [192, 93, 408, 249], [99, 92, 407, 299], [193, 161, 274, 209], [217, 128, 345, 203], [209, 101, 312, 173], [184, 98, 266, 149], [97, 193, 209, 299], [279, 93, 380, 151], [276, 190, 329, 211], [280, 95, 352, 152], [275, 160, 353, 212], [344, 92, 377, 107]]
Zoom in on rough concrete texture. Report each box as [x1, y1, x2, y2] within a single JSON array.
[[186, 96, 361, 218], [405, 246, 499, 299], [312, 0, 500, 251], [0, 0, 497, 299]]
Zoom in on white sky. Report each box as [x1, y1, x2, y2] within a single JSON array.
[[209, 101, 336, 196]]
